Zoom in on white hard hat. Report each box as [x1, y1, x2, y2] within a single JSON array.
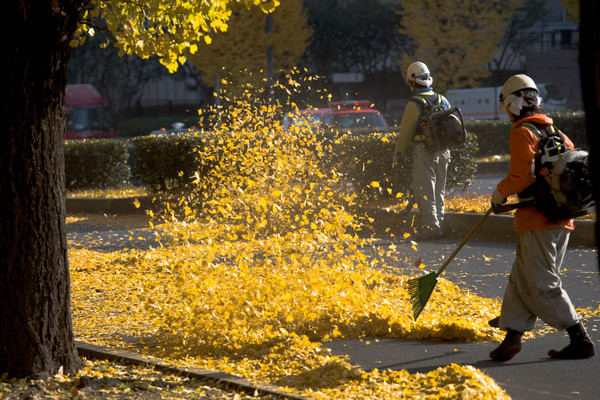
[[406, 61, 433, 87], [499, 74, 538, 104], [499, 74, 540, 113]]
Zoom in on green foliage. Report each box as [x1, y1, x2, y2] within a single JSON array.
[[398, 0, 521, 92], [64, 139, 131, 190], [464, 119, 511, 156], [548, 110, 588, 149], [330, 131, 410, 198], [447, 133, 479, 193], [132, 133, 206, 192], [466, 111, 588, 157], [330, 130, 477, 198]]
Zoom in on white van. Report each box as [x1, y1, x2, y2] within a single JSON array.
[[446, 83, 567, 120]]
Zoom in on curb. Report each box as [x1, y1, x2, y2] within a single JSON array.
[[66, 197, 596, 248], [75, 341, 310, 400], [363, 208, 596, 248]]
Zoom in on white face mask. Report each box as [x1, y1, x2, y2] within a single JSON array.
[[414, 74, 433, 87], [502, 93, 541, 115]]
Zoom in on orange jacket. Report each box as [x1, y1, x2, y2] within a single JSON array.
[[497, 114, 574, 232]]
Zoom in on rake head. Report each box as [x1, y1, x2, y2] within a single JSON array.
[[407, 271, 438, 320]]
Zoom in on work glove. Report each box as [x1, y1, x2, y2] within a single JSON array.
[[491, 188, 507, 209]]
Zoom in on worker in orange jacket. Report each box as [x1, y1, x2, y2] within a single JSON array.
[[489, 74, 595, 361]]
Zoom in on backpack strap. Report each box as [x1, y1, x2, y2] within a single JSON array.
[[517, 122, 565, 203], [408, 93, 442, 142], [520, 122, 557, 139], [520, 122, 565, 158]]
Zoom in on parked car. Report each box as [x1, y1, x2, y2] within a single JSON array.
[[283, 100, 388, 133], [282, 108, 333, 132], [148, 122, 200, 135], [329, 100, 389, 130], [65, 84, 117, 139]]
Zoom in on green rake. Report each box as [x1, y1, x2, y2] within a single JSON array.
[[408, 207, 494, 320]]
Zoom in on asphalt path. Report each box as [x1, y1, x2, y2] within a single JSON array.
[[325, 238, 600, 400]]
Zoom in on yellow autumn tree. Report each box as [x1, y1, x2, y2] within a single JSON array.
[[186, 0, 312, 90], [397, 0, 521, 92], [74, 1, 281, 73], [558, 0, 579, 21]]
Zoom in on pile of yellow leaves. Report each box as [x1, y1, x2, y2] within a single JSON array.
[[70, 242, 508, 399], [1, 358, 257, 399], [68, 74, 516, 399]]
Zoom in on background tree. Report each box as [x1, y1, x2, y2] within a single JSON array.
[[0, 0, 278, 379], [186, 0, 312, 96], [397, 0, 521, 92], [487, 0, 548, 83], [303, 0, 404, 76], [303, 0, 407, 106]]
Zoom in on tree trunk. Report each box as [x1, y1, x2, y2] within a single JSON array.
[[0, 1, 87, 378], [579, 1, 600, 272]]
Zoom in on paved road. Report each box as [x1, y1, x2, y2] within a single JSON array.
[[326, 238, 600, 400], [461, 175, 501, 196]]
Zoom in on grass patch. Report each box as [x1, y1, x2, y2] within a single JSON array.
[[67, 185, 149, 199]]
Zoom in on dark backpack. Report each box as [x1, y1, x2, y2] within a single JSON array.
[[518, 122, 594, 222], [410, 93, 467, 153]]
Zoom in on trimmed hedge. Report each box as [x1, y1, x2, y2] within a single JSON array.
[[330, 130, 478, 197], [132, 132, 206, 192], [63, 131, 478, 195], [467, 111, 587, 156], [64, 139, 131, 190], [63, 111, 585, 193]]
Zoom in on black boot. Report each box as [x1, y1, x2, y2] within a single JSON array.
[[488, 316, 500, 328], [490, 329, 523, 361], [548, 322, 596, 359]]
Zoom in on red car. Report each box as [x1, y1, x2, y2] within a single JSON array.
[[329, 100, 388, 130], [282, 108, 332, 132], [65, 84, 117, 139], [283, 100, 388, 132]]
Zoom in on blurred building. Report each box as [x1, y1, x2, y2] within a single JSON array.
[[526, 17, 581, 110]]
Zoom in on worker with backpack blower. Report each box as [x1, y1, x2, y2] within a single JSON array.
[[489, 74, 595, 361], [392, 61, 452, 241]]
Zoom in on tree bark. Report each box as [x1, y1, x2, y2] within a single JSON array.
[[579, 0, 600, 272], [0, 1, 87, 378]]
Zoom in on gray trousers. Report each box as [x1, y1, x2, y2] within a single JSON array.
[[411, 143, 450, 233], [499, 228, 580, 332]]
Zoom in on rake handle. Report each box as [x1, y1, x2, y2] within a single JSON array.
[[436, 207, 493, 276]]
